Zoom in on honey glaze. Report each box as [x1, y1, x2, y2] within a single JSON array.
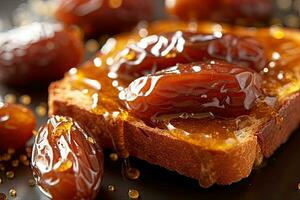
[[64, 21, 300, 150]]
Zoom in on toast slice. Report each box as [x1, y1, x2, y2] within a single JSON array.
[[49, 20, 300, 187]]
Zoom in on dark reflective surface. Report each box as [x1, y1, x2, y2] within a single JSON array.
[[0, 1, 300, 200]]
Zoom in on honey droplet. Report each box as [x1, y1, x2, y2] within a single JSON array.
[[87, 136, 95, 144], [125, 50, 136, 61], [28, 179, 36, 187], [9, 189, 17, 198], [11, 160, 19, 168], [165, 51, 177, 58], [298, 182, 300, 190], [55, 160, 73, 172], [32, 130, 38, 136], [52, 120, 73, 137], [85, 39, 100, 53], [19, 154, 27, 162], [270, 26, 285, 39], [109, 153, 119, 162], [0, 178, 2, 184], [7, 148, 15, 155], [4, 94, 16, 104], [109, 0, 122, 9], [125, 168, 140, 180], [22, 160, 30, 166], [275, 116, 284, 125], [128, 189, 139, 199], [6, 171, 15, 179], [107, 185, 116, 192], [35, 105, 47, 117], [0, 164, 5, 171], [2, 154, 11, 161], [19, 95, 31, 105]]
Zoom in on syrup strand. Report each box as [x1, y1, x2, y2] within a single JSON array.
[[122, 158, 140, 180]]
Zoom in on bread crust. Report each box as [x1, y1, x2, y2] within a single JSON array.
[[256, 92, 300, 157], [49, 81, 300, 186]]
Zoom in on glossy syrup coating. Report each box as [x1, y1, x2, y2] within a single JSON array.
[[31, 116, 104, 200], [120, 60, 263, 120], [63, 21, 300, 145], [165, 0, 272, 24], [0, 22, 84, 86], [111, 31, 266, 78], [55, 0, 154, 37], [0, 103, 36, 150]]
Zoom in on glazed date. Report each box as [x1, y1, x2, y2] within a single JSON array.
[[165, 0, 272, 24], [0, 22, 84, 86], [0, 103, 36, 150], [55, 0, 154, 37], [31, 116, 103, 200], [121, 60, 263, 119], [111, 31, 266, 77]]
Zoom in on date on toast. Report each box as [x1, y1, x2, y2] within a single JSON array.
[[49, 21, 300, 187]]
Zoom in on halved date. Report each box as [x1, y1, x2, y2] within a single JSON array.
[[0, 22, 84, 86], [120, 60, 263, 119], [111, 31, 266, 77], [31, 116, 103, 200]]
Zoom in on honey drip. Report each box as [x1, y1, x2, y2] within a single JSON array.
[[122, 158, 140, 180]]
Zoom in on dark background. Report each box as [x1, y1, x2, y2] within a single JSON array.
[[0, 0, 300, 199]]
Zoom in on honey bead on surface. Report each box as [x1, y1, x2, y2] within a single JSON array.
[[9, 189, 17, 198], [6, 171, 15, 179], [19, 95, 31, 105], [128, 189, 139, 199], [107, 185, 116, 192]]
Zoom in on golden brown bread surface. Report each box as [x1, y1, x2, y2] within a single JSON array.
[[49, 21, 300, 187]]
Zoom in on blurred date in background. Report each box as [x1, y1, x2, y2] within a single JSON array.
[[0, 0, 299, 87]]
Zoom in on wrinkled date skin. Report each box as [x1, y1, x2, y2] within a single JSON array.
[[0, 22, 84, 86], [165, 0, 272, 24], [55, 0, 154, 37], [0, 103, 36, 150], [31, 116, 104, 200], [121, 60, 263, 119], [111, 31, 266, 77]]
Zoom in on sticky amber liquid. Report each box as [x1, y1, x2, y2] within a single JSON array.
[[62, 21, 300, 150]]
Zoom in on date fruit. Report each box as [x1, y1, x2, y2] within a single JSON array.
[[165, 0, 272, 24], [120, 60, 263, 119], [0, 103, 36, 150], [0, 22, 84, 86], [31, 116, 103, 200], [111, 31, 266, 77], [55, 0, 154, 37]]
